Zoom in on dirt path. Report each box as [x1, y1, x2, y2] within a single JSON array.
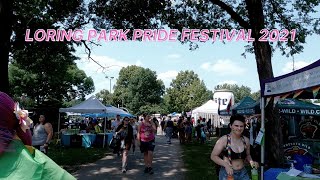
[[73, 134, 186, 180]]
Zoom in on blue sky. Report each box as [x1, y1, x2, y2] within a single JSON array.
[[75, 33, 320, 96]]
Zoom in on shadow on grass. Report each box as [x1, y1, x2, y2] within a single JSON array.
[[47, 145, 109, 173], [181, 137, 219, 180]]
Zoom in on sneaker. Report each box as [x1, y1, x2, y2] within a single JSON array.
[[148, 167, 154, 174], [144, 167, 149, 173], [122, 168, 126, 173]]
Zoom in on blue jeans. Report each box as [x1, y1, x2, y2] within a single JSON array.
[[219, 167, 250, 180], [165, 127, 173, 142]]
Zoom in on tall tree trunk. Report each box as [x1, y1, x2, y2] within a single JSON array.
[[0, 0, 12, 94], [245, 0, 284, 167]]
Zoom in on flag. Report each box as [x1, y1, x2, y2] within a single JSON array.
[[217, 99, 221, 115], [312, 86, 320, 98], [273, 96, 280, 107], [281, 92, 291, 99], [226, 97, 232, 113], [265, 97, 271, 107], [293, 90, 304, 99]]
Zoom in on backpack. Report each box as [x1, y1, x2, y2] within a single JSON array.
[[166, 120, 174, 128]]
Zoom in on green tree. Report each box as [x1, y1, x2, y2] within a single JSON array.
[[96, 89, 113, 105], [6, 0, 94, 106], [165, 70, 213, 113], [9, 62, 94, 105], [214, 83, 252, 103], [139, 104, 167, 115], [89, 0, 320, 166], [251, 90, 261, 101], [0, 0, 89, 94], [113, 65, 165, 114]]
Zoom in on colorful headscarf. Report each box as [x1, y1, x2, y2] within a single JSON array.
[[0, 92, 32, 155]]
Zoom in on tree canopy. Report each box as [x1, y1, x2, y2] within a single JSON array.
[[96, 89, 113, 105], [5, 0, 94, 106], [112, 65, 165, 114], [164, 70, 213, 113]]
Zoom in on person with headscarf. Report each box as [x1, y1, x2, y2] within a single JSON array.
[[0, 92, 75, 180]]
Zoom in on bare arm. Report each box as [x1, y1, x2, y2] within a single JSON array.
[[137, 124, 141, 141], [44, 123, 53, 144], [210, 136, 230, 168], [150, 121, 157, 132], [245, 137, 259, 168]]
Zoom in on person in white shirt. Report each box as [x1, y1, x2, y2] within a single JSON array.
[[111, 114, 122, 133]]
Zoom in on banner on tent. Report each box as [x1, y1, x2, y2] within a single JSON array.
[[299, 118, 320, 139], [236, 108, 256, 114], [264, 65, 320, 96], [283, 142, 311, 160], [279, 108, 320, 116]]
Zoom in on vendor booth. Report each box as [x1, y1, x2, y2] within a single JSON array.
[[261, 59, 320, 179], [218, 96, 257, 137], [192, 100, 219, 127], [59, 96, 114, 148]]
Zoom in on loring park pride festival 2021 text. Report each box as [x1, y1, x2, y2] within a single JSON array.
[[25, 28, 297, 42]]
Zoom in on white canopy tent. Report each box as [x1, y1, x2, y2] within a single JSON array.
[[192, 100, 219, 127], [58, 96, 109, 147]]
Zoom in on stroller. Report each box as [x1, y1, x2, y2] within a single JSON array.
[[109, 134, 121, 155]]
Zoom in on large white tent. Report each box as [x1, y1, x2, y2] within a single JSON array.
[[192, 100, 219, 127]]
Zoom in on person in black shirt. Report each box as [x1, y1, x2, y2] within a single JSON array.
[[115, 117, 134, 173]]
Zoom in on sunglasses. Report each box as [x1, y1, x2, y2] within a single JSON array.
[[124, 119, 129, 122]]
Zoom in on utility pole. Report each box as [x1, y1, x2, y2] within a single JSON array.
[[105, 76, 114, 93]]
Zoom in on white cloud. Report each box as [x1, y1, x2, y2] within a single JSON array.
[[200, 59, 246, 76], [281, 60, 310, 74], [135, 60, 143, 66], [76, 54, 131, 96], [77, 54, 129, 75], [167, 54, 181, 59], [158, 70, 178, 87], [217, 80, 238, 85]]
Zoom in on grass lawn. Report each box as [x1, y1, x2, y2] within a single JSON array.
[[181, 137, 219, 180], [47, 145, 108, 173]]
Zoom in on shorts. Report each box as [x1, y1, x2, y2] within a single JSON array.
[[123, 142, 132, 151], [140, 139, 155, 153], [219, 167, 250, 180]]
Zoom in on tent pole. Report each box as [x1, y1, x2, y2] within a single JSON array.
[[260, 97, 265, 180], [58, 113, 61, 140], [103, 116, 107, 148]]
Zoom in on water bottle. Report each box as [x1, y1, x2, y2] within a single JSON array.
[[40, 145, 46, 154], [290, 162, 295, 169], [227, 175, 234, 180], [251, 168, 258, 180], [303, 164, 312, 174]]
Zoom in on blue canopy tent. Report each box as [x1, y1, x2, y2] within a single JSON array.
[[58, 96, 132, 148], [219, 96, 256, 116], [81, 105, 134, 118]]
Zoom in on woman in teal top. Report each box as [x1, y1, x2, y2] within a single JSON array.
[[0, 91, 75, 180]]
